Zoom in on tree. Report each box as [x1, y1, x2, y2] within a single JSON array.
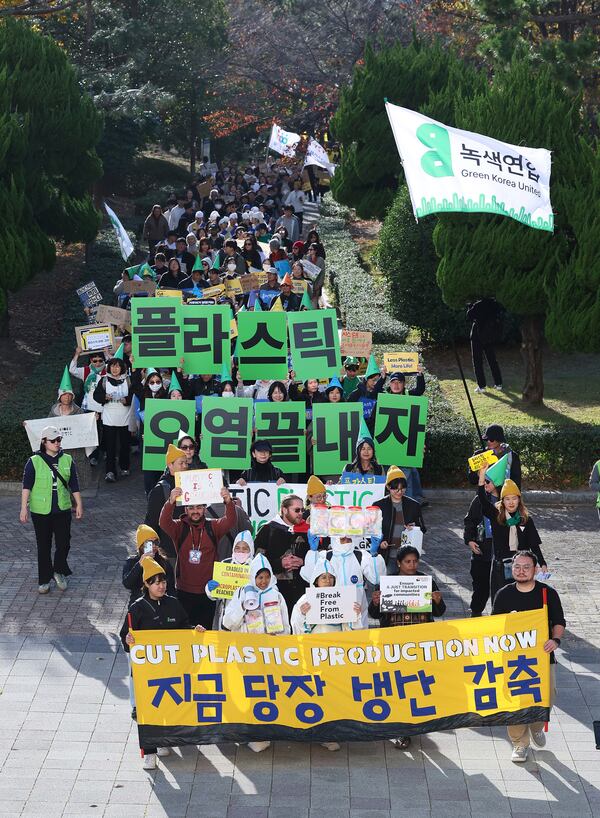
[[330, 40, 485, 219], [0, 19, 102, 335], [433, 60, 585, 405]]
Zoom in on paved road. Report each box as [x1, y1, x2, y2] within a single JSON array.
[[0, 470, 599, 817]]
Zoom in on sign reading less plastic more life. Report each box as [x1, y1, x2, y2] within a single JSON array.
[[211, 562, 250, 599], [312, 403, 362, 476], [382, 351, 419, 375], [130, 606, 551, 746], [254, 403, 306, 472], [200, 397, 253, 470], [287, 309, 341, 381], [174, 469, 223, 506], [142, 399, 196, 471], [379, 575, 433, 613], [305, 586, 358, 626], [237, 312, 288, 380], [75, 324, 114, 352], [373, 394, 428, 469]]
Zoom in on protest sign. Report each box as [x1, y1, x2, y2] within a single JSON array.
[[123, 279, 156, 295], [202, 284, 225, 299], [227, 482, 307, 536], [305, 586, 358, 625], [374, 394, 428, 468], [75, 324, 114, 352], [237, 312, 288, 380], [385, 101, 553, 232], [187, 298, 215, 306], [274, 260, 291, 277], [380, 575, 432, 613], [156, 289, 183, 301], [174, 469, 223, 506], [268, 124, 301, 157], [254, 403, 306, 472], [95, 305, 131, 331], [400, 526, 424, 554], [340, 472, 385, 485], [288, 309, 341, 380], [182, 305, 230, 375], [225, 278, 243, 299], [76, 281, 102, 308], [383, 351, 419, 374], [468, 450, 498, 472], [132, 606, 551, 746], [291, 279, 307, 295], [24, 413, 98, 452], [211, 562, 250, 599], [200, 397, 253, 469], [132, 298, 182, 369], [240, 273, 260, 294], [312, 403, 362, 476], [230, 318, 238, 339], [340, 330, 372, 358], [301, 259, 322, 282], [142, 399, 196, 471]]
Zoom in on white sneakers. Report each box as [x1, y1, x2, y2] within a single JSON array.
[[511, 745, 528, 763], [38, 583, 50, 594], [156, 747, 171, 757], [321, 742, 340, 752], [494, 384, 503, 390], [474, 386, 486, 394], [105, 472, 116, 483], [54, 573, 68, 591], [248, 741, 271, 753], [530, 729, 546, 748], [142, 753, 157, 770]]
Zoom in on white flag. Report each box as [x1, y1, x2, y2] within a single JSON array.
[[268, 124, 301, 157], [303, 138, 335, 175], [385, 101, 553, 232], [104, 201, 135, 261]]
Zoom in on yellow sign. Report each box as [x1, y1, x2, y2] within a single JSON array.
[[383, 351, 419, 374], [202, 284, 225, 299], [292, 279, 308, 295], [225, 278, 243, 298], [156, 288, 183, 301], [230, 318, 238, 340], [131, 608, 550, 744], [211, 562, 250, 599], [468, 450, 499, 472]]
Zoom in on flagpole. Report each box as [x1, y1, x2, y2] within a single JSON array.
[[452, 340, 484, 445]]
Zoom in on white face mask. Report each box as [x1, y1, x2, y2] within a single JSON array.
[[222, 390, 234, 398], [148, 382, 162, 393], [227, 261, 236, 271]]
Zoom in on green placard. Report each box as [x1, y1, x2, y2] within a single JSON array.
[[237, 312, 288, 380], [142, 399, 196, 471], [287, 308, 341, 381], [254, 403, 306, 473], [131, 297, 182, 369], [373, 394, 428, 468], [200, 396, 253, 469], [312, 402, 362, 477], [182, 304, 231, 375]]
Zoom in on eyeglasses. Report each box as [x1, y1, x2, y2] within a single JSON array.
[[290, 507, 303, 513], [91, 358, 104, 363], [47, 437, 62, 443], [180, 444, 195, 450], [147, 576, 167, 585]]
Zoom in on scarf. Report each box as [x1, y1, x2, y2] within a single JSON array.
[[506, 511, 521, 551]]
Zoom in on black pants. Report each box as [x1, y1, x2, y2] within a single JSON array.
[[103, 424, 130, 475], [177, 590, 216, 629], [490, 559, 511, 602], [31, 510, 72, 584], [470, 558, 491, 614], [471, 337, 503, 388], [296, 212, 304, 233]]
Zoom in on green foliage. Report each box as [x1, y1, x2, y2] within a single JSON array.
[[319, 197, 409, 344], [330, 40, 485, 220], [375, 186, 469, 344], [0, 20, 102, 327]]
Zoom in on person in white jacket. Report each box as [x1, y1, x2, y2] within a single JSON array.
[[205, 530, 255, 629], [301, 534, 386, 629], [222, 553, 290, 753]]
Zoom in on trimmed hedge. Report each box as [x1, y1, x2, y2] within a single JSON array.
[[0, 229, 125, 480], [319, 197, 409, 344]]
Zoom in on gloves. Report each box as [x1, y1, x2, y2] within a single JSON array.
[[207, 580, 220, 592], [370, 534, 383, 556], [307, 531, 320, 551]]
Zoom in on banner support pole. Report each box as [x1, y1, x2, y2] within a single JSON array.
[[453, 340, 484, 445]]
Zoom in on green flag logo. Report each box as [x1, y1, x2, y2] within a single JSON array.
[[417, 123, 454, 178]]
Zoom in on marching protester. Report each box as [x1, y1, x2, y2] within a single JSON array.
[[468, 424, 522, 489], [122, 524, 176, 607], [93, 351, 133, 483], [206, 529, 255, 629], [236, 440, 286, 485], [373, 466, 426, 575], [20, 425, 83, 594], [463, 462, 500, 617]]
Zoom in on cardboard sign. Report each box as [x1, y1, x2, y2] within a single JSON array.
[[24, 413, 98, 452], [383, 351, 419, 374], [211, 562, 250, 599], [123, 279, 156, 295], [373, 394, 428, 469], [142, 399, 196, 471], [175, 468, 223, 506], [202, 284, 225, 299], [76, 281, 102, 308], [75, 324, 114, 352], [95, 304, 131, 330], [156, 288, 183, 301], [305, 586, 358, 625], [340, 330, 372, 358], [468, 450, 498, 472], [379, 575, 432, 613]]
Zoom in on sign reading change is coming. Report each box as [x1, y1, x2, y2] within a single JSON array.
[[385, 102, 553, 232]]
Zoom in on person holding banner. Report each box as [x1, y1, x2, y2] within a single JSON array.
[[93, 356, 133, 484], [49, 369, 83, 418], [20, 425, 83, 594], [159, 484, 236, 628], [236, 440, 286, 486], [373, 467, 426, 575], [145, 444, 188, 564], [492, 551, 565, 763], [120, 556, 206, 770], [69, 347, 108, 466]]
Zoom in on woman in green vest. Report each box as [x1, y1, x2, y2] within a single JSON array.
[[20, 425, 83, 594]]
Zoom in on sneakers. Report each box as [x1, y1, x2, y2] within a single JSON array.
[[156, 747, 171, 757], [142, 753, 158, 770], [248, 741, 271, 753], [105, 472, 116, 483], [131, 707, 137, 722], [474, 386, 486, 394], [54, 573, 68, 592], [511, 745, 528, 763], [38, 583, 50, 594], [321, 742, 340, 752], [494, 384, 503, 390], [530, 729, 546, 748], [120, 469, 130, 477]]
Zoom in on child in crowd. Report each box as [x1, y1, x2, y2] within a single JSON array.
[[206, 530, 255, 629]]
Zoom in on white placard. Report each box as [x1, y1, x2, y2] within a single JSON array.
[[400, 526, 424, 554], [176, 469, 223, 505], [305, 586, 357, 625], [24, 414, 98, 451], [300, 259, 322, 281], [380, 575, 432, 613]]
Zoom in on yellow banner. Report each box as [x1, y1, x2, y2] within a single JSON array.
[[131, 609, 550, 745], [156, 289, 183, 301]]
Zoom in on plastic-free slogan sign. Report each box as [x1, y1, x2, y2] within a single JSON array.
[[142, 399, 196, 471]]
